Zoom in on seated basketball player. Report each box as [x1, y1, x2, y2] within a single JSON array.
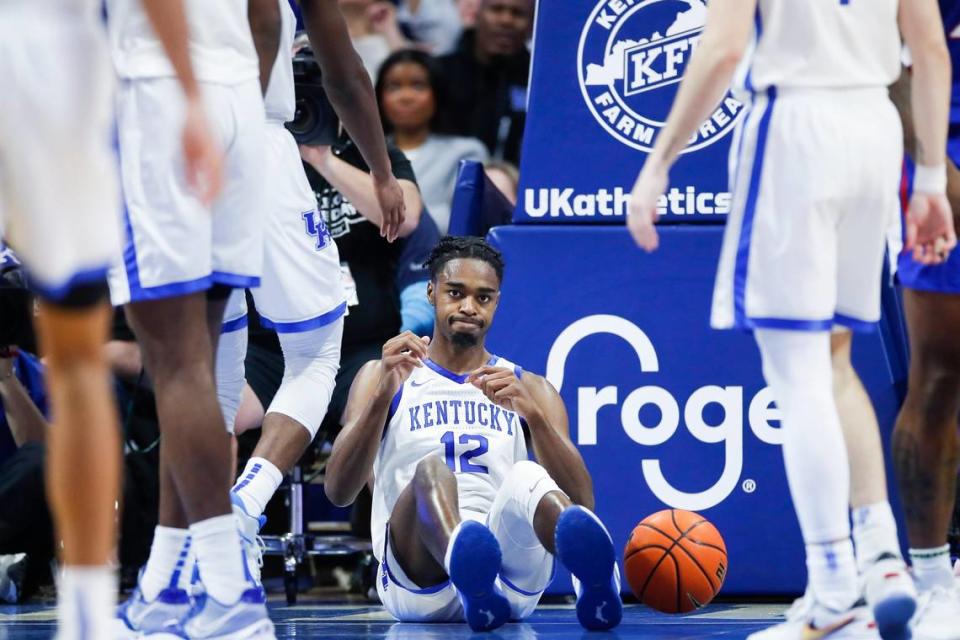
[[324, 236, 621, 632]]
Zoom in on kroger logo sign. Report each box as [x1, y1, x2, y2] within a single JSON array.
[[546, 315, 783, 511]]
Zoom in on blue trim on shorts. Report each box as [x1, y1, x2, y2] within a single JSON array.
[[127, 275, 215, 302], [258, 302, 347, 334], [211, 271, 260, 289], [221, 315, 249, 334], [383, 524, 451, 595], [733, 87, 777, 326], [28, 266, 110, 302], [737, 314, 878, 333], [743, 10, 761, 93]]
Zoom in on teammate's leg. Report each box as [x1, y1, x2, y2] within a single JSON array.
[[893, 288, 960, 633], [754, 329, 861, 619], [126, 293, 250, 606], [37, 293, 120, 639]]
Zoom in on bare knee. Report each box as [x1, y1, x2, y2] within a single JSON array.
[[906, 350, 960, 431], [413, 456, 454, 488]]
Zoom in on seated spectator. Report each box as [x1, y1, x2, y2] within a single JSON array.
[[397, 0, 463, 55], [377, 49, 488, 233], [457, 0, 480, 28], [339, 0, 411, 80], [484, 159, 519, 205], [436, 0, 533, 164]]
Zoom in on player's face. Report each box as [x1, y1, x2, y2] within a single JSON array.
[[476, 0, 533, 59], [429, 258, 501, 348], [381, 62, 436, 133]]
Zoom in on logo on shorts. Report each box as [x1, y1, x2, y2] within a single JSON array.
[[577, 0, 743, 152], [302, 210, 333, 250]]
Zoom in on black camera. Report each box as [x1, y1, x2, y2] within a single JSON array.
[[0, 252, 36, 354], [287, 47, 340, 146]]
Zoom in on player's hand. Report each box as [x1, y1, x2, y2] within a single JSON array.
[[905, 191, 957, 265], [467, 366, 538, 419], [374, 174, 406, 243], [377, 331, 430, 396], [628, 161, 668, 252], [367, 2, 399, 36], [181, 94, 224, 207], [299, 144, 333, 174]]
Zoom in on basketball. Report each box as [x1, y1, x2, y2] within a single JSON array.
[[623, 509, 728, 614]]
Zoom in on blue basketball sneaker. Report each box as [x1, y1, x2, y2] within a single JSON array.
[[555, 505, 623, 631], [171, 585, 275, 640], [448, 520, 511, 632], [114, 584, 191, 639]]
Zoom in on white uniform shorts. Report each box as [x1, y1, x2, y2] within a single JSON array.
[[253, 123, 346, 331], [712, 87, 902, 332], [376, 481, 556, 623], [109, 77, 266, 304], [0, 7, 122, 300]]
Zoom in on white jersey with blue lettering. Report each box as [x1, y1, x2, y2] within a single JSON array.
[[264, 0, 296, 124], [371, 355, 529, 561], [733, 0, 900, 94], [106, 0, 259, 85]]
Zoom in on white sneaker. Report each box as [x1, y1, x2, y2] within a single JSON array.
[[232, 493, 266, 585], [747, 601, 879, 640], [864, 557, 917, 640], [911, 584, 960, 640]]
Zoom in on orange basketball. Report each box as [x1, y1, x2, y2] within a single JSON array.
[[623, 509, 728, 614]]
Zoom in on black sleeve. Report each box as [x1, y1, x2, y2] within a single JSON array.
[[387, 143, 417, 186]]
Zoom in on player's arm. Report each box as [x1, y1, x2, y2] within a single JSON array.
[[297, 0, 406, 241], [469, 368, 595, 509], [140, 0, 224, 205], [324, 333, 430, 506], [890, 67, 960, 232], [248, 0, 283, 96], [897, 1, 956, 262], [300, 145, 423, 238], [627, 0, 757, 251]]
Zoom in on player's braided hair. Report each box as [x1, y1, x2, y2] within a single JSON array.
[[425, 236, 505, 283]]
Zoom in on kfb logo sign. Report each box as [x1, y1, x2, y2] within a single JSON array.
[[546, 315, 783, 511], [578, 0, 743, 152]]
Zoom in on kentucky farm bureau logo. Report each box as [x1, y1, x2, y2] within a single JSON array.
[[578, 0, 743, 153]]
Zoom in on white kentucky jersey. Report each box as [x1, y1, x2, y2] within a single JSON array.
[[733, 0, 900, 94], [372, 355, 530, 560], [106, 0, 259, 85], [264, 0, 296, 124]]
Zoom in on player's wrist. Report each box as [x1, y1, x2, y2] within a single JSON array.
[[914, 163, 947, 195]]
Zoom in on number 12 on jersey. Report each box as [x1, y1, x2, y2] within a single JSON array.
[[441, 431, 489, 474]]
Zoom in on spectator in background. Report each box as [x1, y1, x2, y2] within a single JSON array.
[[437, 0, 533, 164], [484, 159, 519, 206], [377, 49, 488, 233], [397, 0, 463, 55], [339, 0, 411, 80], [457, 0, 480, 28]]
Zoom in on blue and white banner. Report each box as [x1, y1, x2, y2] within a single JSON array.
[[516, 0, 743, 223]]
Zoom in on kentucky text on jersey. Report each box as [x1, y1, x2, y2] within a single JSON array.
[[407, 399, 519, 434]]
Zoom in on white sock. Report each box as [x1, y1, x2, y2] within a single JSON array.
[[191, 514, 250, 603], [807, 539, 859, 611], [232, 457, 283, 518], [140, 526, 190, 601], [57, 565, 117, 639], [852, 501, 902, 570], [443, 521, 467, 575], [910, 545, 954, 591]]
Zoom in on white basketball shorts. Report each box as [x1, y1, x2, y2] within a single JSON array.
[[109, 77, 266, 305], [712, 87, 902, 332], [252, 123, 346, 331], [0, 6, 122, 301]]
